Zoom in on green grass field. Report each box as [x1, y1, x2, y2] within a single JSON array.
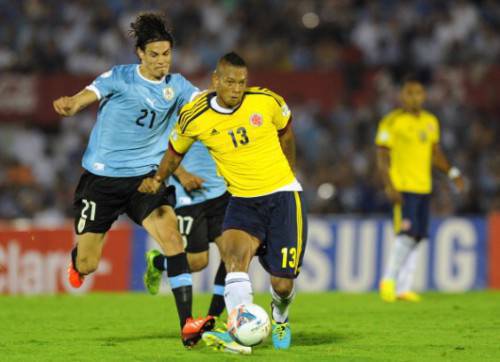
[[1, 291, 499, 361]]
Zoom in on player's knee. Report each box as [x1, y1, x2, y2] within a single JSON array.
[[221, 245, 251, 271], [187, 252, 209, 272], [271, 278, 294, 297], [160, 227, 184, 253], [77, 256, 99, 275], [159, 205, 175, 217]]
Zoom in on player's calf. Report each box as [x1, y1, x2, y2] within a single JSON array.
[[143, 205, 184, 255], [76, 255, 100, 275], [270, 278, 295, 349], [187, 251, 209, 272]]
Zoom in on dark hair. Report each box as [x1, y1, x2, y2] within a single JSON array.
[[401, 71, 432, 86], [219, 52, 246, 67], [129, 13, 174, 50]]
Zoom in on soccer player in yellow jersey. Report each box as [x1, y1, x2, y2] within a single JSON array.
[[376, 76, 465, 302], [139, 52, 306, 353]]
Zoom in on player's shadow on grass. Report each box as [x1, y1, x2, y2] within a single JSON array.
[[291, 331, 346, 346], [97, 331, 345, 347]]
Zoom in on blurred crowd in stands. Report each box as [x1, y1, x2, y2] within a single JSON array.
[[0, 0, 499, 222]]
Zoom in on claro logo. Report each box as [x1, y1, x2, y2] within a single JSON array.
[[0, 241, 111, 295]]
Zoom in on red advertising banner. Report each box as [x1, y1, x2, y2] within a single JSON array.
[[0, 226, 132, 295], [488, 213, 500, 289]]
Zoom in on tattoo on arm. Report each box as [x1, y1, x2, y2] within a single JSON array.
[[156, 148, 184, 182]]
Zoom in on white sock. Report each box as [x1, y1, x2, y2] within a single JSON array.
[[383, 234, 416, 281], [270, 285, 295, 323], [397, 244, 419, 294], [224, 272, 253, 313]]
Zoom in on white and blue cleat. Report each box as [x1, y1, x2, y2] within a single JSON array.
[[272, 320, 291, 349]]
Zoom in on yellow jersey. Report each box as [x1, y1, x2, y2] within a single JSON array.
[[169, 87, 296, 197], [375, 108, 440, 194]]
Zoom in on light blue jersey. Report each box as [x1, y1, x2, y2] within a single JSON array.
[[169, 141, 227, 208], [164, 112, 226, 207], [83, 64, 197, 177]]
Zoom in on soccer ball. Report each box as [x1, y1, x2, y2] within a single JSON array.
[[227, 303, 271, 346]]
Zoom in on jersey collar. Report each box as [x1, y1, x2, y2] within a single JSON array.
[[136, 65, 167, 84], [209, 94, 244, 114]]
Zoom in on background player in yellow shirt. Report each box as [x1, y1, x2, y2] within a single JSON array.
[[376, 76, 465, 302], [139, 52, 306, 353]]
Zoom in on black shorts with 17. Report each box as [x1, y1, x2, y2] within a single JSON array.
[[73, 171, 176, 235], [175, 192, 230, 253]]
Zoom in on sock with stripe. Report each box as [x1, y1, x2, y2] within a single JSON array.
[[166, 253, 192, 327], [224, 272, 253, 314], [270, 285, 295, 323], [208, 261, 226, 317]]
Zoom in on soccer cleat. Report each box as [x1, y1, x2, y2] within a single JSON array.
[[202, 329, 252, 355], [397, 291, 421, 302], [143, 249, 162, 295], [67, 262, 84, 288], [379, 278, 396, 302], [182, 316, 216, 347], [272, 319, 291, 350]]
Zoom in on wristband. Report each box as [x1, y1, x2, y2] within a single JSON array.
[[448, 167, 461, 180]]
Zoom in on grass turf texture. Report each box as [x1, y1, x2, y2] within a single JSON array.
[[1, 292, 499, 361]]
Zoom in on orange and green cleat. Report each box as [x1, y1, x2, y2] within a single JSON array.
[[181, 316, 216, 347], [379, 278, 396, 302], [68, 262, 84, 288], [397, 291, 422, 302]]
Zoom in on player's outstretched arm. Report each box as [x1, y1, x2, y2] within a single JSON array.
[[279, 125, 296, 170], [53, 89, 98, 117], [138, 147, 185, 194], [376, 146, 402, 204], [432, 144, 465, 192]]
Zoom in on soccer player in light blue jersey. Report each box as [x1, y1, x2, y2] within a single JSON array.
[[52, 13, 214, 347], [144, 132, 230, 320]]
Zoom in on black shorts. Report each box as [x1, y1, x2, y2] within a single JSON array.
[[73, 171, 176, 235], [175, 192, 230, 253]]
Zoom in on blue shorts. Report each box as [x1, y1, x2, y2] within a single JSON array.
[[222, 191, 307, 279], [393, 192, 431, 241]]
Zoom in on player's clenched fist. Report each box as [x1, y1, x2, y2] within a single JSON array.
[[53, 96, 79, 116], [138, 176, 162, 194]]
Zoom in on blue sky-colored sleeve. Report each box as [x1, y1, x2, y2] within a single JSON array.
[[177, 75, 200, 108], [86, 66, 121, 100]]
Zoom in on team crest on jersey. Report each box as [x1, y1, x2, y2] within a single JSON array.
[[163, 87, 175, 101], [249, 113, 263, 127], [419, 130, 428, 142]]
